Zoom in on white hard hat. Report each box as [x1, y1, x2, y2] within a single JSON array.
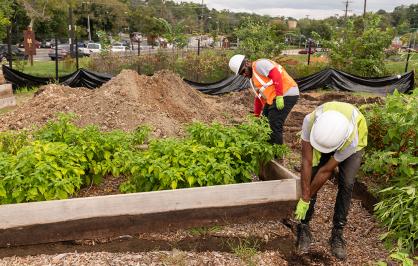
[[310, 111, 353, 153], [229, 54, 246, 75]]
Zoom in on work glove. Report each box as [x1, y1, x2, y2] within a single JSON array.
[[294, 198, 310, 221], [275, 96, 284, 110]]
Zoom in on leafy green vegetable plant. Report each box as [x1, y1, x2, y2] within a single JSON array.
[[362, 89, 418, 255]]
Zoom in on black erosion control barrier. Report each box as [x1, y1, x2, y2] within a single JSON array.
[[3, 65, 415, 94], [2, 65, 112, 89], [186, 68, 415, 95]]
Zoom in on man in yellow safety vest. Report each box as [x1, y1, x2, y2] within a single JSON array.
[[228, 54, 299, 145], [294, 101, 368, 260]]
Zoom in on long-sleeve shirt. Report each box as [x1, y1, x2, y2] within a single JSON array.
[[253, 61, 283, 116]]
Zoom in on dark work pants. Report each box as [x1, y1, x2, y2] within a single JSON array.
[[301, 150, 364, 229], [262, 95, 299, 145]]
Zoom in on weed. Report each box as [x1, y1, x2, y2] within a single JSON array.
[[188, 225, 222, 237], [228, 238, 260, 266]]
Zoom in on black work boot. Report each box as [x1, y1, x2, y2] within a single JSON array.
[[296, 223, 312, 253], [330, 228, 347, 259]]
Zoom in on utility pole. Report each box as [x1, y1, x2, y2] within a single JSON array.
[[343, 1, 352, 19], [68, 5, 75, 54], [87, 14, 91, 42], [198, 0, 204, 55], [363, 0, 367, 18], [7, 25, 12, 68]]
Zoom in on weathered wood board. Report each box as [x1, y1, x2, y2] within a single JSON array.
[[0, 161, 300, 247]]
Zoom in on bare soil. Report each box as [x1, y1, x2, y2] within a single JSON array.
[[0, 71, 390, 265], [0, 70, 250, 137]]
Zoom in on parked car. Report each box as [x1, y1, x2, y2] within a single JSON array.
[[48, 44, 83, 60], [298, 48, 317, 54], [77, 41, 87, 48], [111, 43, 130, 52], [79, 43, 102, 56], [42, 39, 61, 48], [0, 44, 28, 61]]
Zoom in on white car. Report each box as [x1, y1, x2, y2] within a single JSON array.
[[111, 45, 130, 53], [79, 43, 102, 56]]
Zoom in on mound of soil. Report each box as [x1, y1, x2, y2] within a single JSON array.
[[0, 70, 250, 137]]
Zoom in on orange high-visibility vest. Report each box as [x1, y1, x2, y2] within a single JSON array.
[[251, 60, 298, 105]]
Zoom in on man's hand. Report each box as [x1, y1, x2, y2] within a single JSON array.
[[295, 198, 310, 220], [275, 96, 284, 110]]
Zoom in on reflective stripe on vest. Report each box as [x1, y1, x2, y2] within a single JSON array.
[[251, 60, 298, 105], [252, 71, 272, 99]]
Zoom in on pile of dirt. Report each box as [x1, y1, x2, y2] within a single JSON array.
[[0, 70, 250, 137]]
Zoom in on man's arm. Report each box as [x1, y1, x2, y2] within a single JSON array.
[[254, 97, 263, 117], [301, 140, 313, 202], [309, 157, 339, 197], [268, 67, 283, 97]]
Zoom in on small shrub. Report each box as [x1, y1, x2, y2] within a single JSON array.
[[362, 89, 418, 254]]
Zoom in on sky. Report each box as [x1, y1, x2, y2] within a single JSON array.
[[174, 0, 417, 19]]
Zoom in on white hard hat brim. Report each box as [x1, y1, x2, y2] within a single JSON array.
[[310, 114, 355, 154]]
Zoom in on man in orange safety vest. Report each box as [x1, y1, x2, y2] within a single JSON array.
[[229, 54, 299, 145]]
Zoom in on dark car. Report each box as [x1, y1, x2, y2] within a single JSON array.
[[0, 44, 28, 61], [48, 44, 84, 60], [298, 48, 317, 54]]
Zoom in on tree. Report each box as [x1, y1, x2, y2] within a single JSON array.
[[17, 0, 58, 28], [322, 14, 394, 77], [0, 0, 12, 40], [234, 18, 282, 60], [158, 18, 188, 49], [299, 19, 332, 41]]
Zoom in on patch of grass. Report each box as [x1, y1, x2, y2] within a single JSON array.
[[385, 57, 418, 74], [188, 225, 222, 237], [14, 86, 38, 94], [20, 57, 91, 77], [228, 238, 260, 266]]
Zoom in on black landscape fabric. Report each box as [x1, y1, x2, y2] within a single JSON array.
[[2, 65, 112, 89], [185, 68, 415, 95], [3, 65, 414, 94]]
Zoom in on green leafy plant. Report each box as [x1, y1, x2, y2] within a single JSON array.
[[0, 113, 151, 204], [235, 18, 283, 60], [321, 14, 394, 77], [0, 114, 288, 205], [362, 89, 418, 255], [119, 117, 289, 193]]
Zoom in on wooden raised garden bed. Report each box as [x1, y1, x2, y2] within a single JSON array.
[[0, 161, 300, 247]]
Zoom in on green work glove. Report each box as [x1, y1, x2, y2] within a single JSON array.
[[294, 198, 310, 220], [275, 96, 284, 110]]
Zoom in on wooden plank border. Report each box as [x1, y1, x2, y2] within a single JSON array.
[[0, 162, 301, 247]]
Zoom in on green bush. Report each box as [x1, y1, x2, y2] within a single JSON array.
[[89, 49, 231, 83], [119, 117, 289, 192], [0, 114, 150, 204], [0, 114, 289, 204], [322, 14, 394, 77], [235, 18, 283, 60], [362, 89, 418, 254]]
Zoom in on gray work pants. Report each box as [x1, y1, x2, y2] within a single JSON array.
[[301, 150, 364, 229]]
